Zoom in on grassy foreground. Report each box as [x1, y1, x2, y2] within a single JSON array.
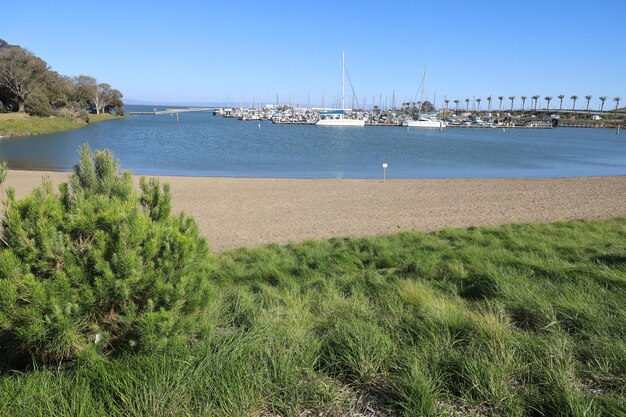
[[0, 113, 121, 137], [1, 219, 625, 416]]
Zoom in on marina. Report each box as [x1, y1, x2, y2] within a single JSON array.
[[212, 105, 585, 129], [0, 106, 624, 179]]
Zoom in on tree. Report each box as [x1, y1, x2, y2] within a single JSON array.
[[0, 45, 50, 112], [545, 96, 553, 111], [599, 96, 607, 112], [585, 95, 592, 113], [531, 95, 540, 111], [453, 99, 460, 113], [558, 94, 565, 111], [614, 97, 621, 115], [521, 96, 527, 112], [476, 98, 482, 111], [465, 98, 470, 110], [570, 95, 578, 111], [498, 96, 503, 111], [508, 96, 515, 111], [47, 74, 74, 108], [0, 39, 124, 116], [93, 83, 123, 114], [444, 99, 450, 111], [0, 146, 212, 366], [24, 89, 52, 116], [71, 75, 97, 110], [486, 96, 492, 112], [420, 101, 436, 113]]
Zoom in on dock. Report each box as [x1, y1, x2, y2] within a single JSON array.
[[129, 107, 214, 115]]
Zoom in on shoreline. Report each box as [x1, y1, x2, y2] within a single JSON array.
[[0, 113, 125, 139], [4, 170, 626, 252], [5, 167, 626, 182]]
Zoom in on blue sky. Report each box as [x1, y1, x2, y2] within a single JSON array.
[[2, 0, 624, 108]]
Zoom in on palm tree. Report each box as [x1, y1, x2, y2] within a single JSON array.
[[521, 96, 527, 112], [444, 99, 450, 111], [614, 97, 622, 115], [545, 96, 553, 111], [465, 98, 470, 111], [570, 95, 578, 111], [585, 95, 593, 113], [476, 98, 482, 111], [599, 96, 607, 112], [508, 96, 515, 111], [486, 96, 492, 112], [531, 95, 540, 111], [558, 94, 565, 111], [497, 96, 503, 111], [454, 99, 460, 114]]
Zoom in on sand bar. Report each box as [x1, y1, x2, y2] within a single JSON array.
[[4, 171, 626, 252]]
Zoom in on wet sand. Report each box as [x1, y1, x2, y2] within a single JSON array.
[[4, 171, 626, 252]]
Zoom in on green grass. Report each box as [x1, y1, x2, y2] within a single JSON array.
[[88, 113, 122, 123], [2, 219, 626, 416], [0, 113, 123, 137]]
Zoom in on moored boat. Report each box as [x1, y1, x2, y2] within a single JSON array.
[[315, 50, 365, 127]]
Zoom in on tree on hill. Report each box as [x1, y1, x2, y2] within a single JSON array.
[[0, 44, 50, 112], [94, 83, 123, 114], [0, 39, 124, 115]]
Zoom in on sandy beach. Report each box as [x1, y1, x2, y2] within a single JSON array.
[[4, 170, 626, 252]]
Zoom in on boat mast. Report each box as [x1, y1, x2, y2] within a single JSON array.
[[341, 49, 345, 111]]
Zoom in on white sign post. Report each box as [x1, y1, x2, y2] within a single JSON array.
[[382, 163, 388, 182]]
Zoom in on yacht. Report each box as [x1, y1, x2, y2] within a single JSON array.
[[317, 110, 364, 126], [403, 117, 446, 128], [404, 66, 446, 128], [315, 50, 365, 127]]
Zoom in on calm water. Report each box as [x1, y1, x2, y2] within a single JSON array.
[[1, 107, 625, 179]]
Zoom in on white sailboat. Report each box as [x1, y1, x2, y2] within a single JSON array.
[[403, 66, 446, 129], [316, 50, 365, 127]]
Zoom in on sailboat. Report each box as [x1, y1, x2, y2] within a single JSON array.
[[316, 50, 365, 127], [403, 66, 446, 129]]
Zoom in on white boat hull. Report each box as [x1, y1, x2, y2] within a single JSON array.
[[316, 118, 365, 126], [404, 119, 446, 128]]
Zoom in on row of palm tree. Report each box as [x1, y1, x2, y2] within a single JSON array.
[[442, 95, 622, 115]]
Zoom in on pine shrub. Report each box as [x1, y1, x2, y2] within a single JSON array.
[[0, 145, 213, 368]]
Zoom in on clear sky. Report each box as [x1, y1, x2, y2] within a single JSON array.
[[2, 0, 624, 108]]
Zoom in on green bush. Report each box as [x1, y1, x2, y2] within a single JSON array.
[[0, 145, 213, 367], [24, 91, 52, 117]]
